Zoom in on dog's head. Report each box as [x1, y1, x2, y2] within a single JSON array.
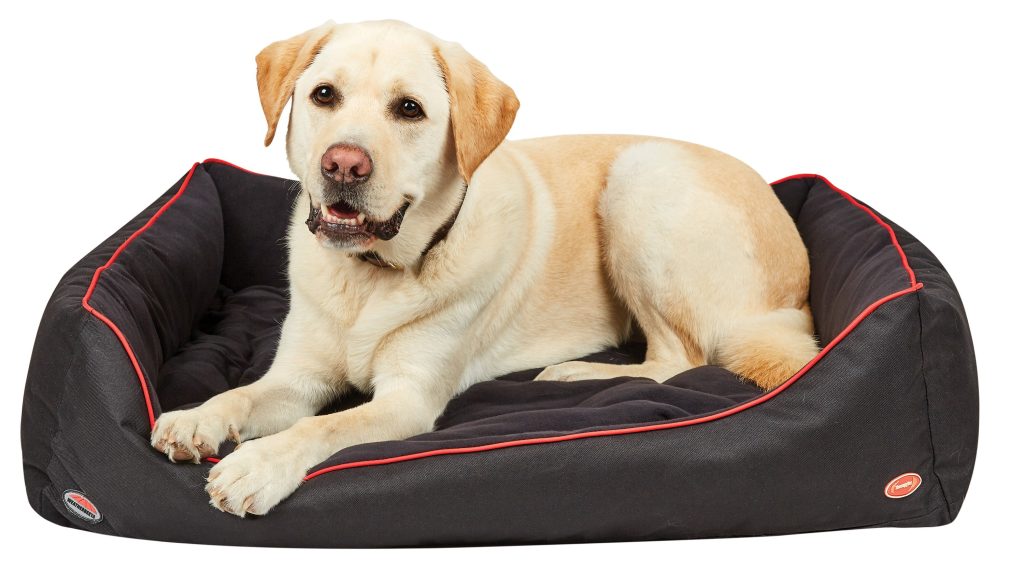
[[256, 20, 519, 259]]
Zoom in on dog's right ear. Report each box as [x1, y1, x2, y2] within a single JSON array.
[[256, 21, 335, 146]]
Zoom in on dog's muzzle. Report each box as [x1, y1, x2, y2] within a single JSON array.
[[305, 195, 410, 241]]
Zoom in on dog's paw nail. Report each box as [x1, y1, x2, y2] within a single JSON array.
[[194, 440, 215, 458], [171, 446, 194, 462]]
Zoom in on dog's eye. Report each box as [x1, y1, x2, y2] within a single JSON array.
[[312, 85, 336, 106], [397, 98, 424, 119]]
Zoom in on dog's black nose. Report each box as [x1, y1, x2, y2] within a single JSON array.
[[321, 144, 373, 184]]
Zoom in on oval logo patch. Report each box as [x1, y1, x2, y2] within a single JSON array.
[[62, 490, 102, 524], [885, 473, 922, 499]]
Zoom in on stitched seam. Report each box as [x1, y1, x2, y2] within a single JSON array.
[[39, 300, 98, 520], [860, 505, 946, 530], [914, 277, 952, 518]]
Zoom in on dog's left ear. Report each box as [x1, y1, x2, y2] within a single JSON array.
[[256, 21, 336, 146], [434, 42, 520, 182]]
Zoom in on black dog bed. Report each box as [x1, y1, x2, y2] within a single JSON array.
[[22, 159, 978, 546]]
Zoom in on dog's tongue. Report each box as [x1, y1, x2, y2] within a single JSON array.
[[327, 202, 359, 219]]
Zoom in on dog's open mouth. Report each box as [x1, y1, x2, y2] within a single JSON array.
[[306, 197, 411, 244]]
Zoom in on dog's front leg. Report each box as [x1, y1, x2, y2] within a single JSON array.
[[204, 383, 448, 516], [150, 373, 334, 463], [152, 307, 347, 463]]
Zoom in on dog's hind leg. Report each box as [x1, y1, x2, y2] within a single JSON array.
[[537, 140, 816, 388], [537, 141, 715, 383]]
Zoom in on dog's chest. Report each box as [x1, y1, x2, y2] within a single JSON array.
[[303, 267, 428, 391]]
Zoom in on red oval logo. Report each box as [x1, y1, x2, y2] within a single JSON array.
[[885, 473, 922, 499], [62, 489, 102, 523]]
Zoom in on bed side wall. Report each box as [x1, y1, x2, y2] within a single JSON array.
[[21, 168, 225, 528], [21, 172, 190, 526], [203, 162, 298, 292], [891, 222, 979, 520], [216, 295, 940, 546]]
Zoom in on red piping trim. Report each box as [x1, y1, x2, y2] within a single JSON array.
[[79, 162, 921, 478], [771, 174, 917, 287], [199, 158, 268, 176], [80, 159, 264, 429], [82, 162, 203, 428], [304, 282, 923, 480]]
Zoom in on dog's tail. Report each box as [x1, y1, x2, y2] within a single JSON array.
[[716, 307, 820, 391]]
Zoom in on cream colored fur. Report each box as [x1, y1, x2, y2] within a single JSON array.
[[151, 20, 819, 517]]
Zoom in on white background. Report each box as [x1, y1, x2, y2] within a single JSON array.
[[1, 1, 1020, 581]]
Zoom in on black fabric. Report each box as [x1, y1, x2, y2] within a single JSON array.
[[157, 284, 287, 412], [890, 220, 979, 521], [773, 177, 914, 342], [21, 162, 978, 546]]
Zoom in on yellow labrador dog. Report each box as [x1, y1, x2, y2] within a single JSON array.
[[151, 20, 818, 516]]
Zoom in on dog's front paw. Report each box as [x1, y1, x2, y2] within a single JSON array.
[[151, 406, 240, 464], [205, 433, 309, 517]]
